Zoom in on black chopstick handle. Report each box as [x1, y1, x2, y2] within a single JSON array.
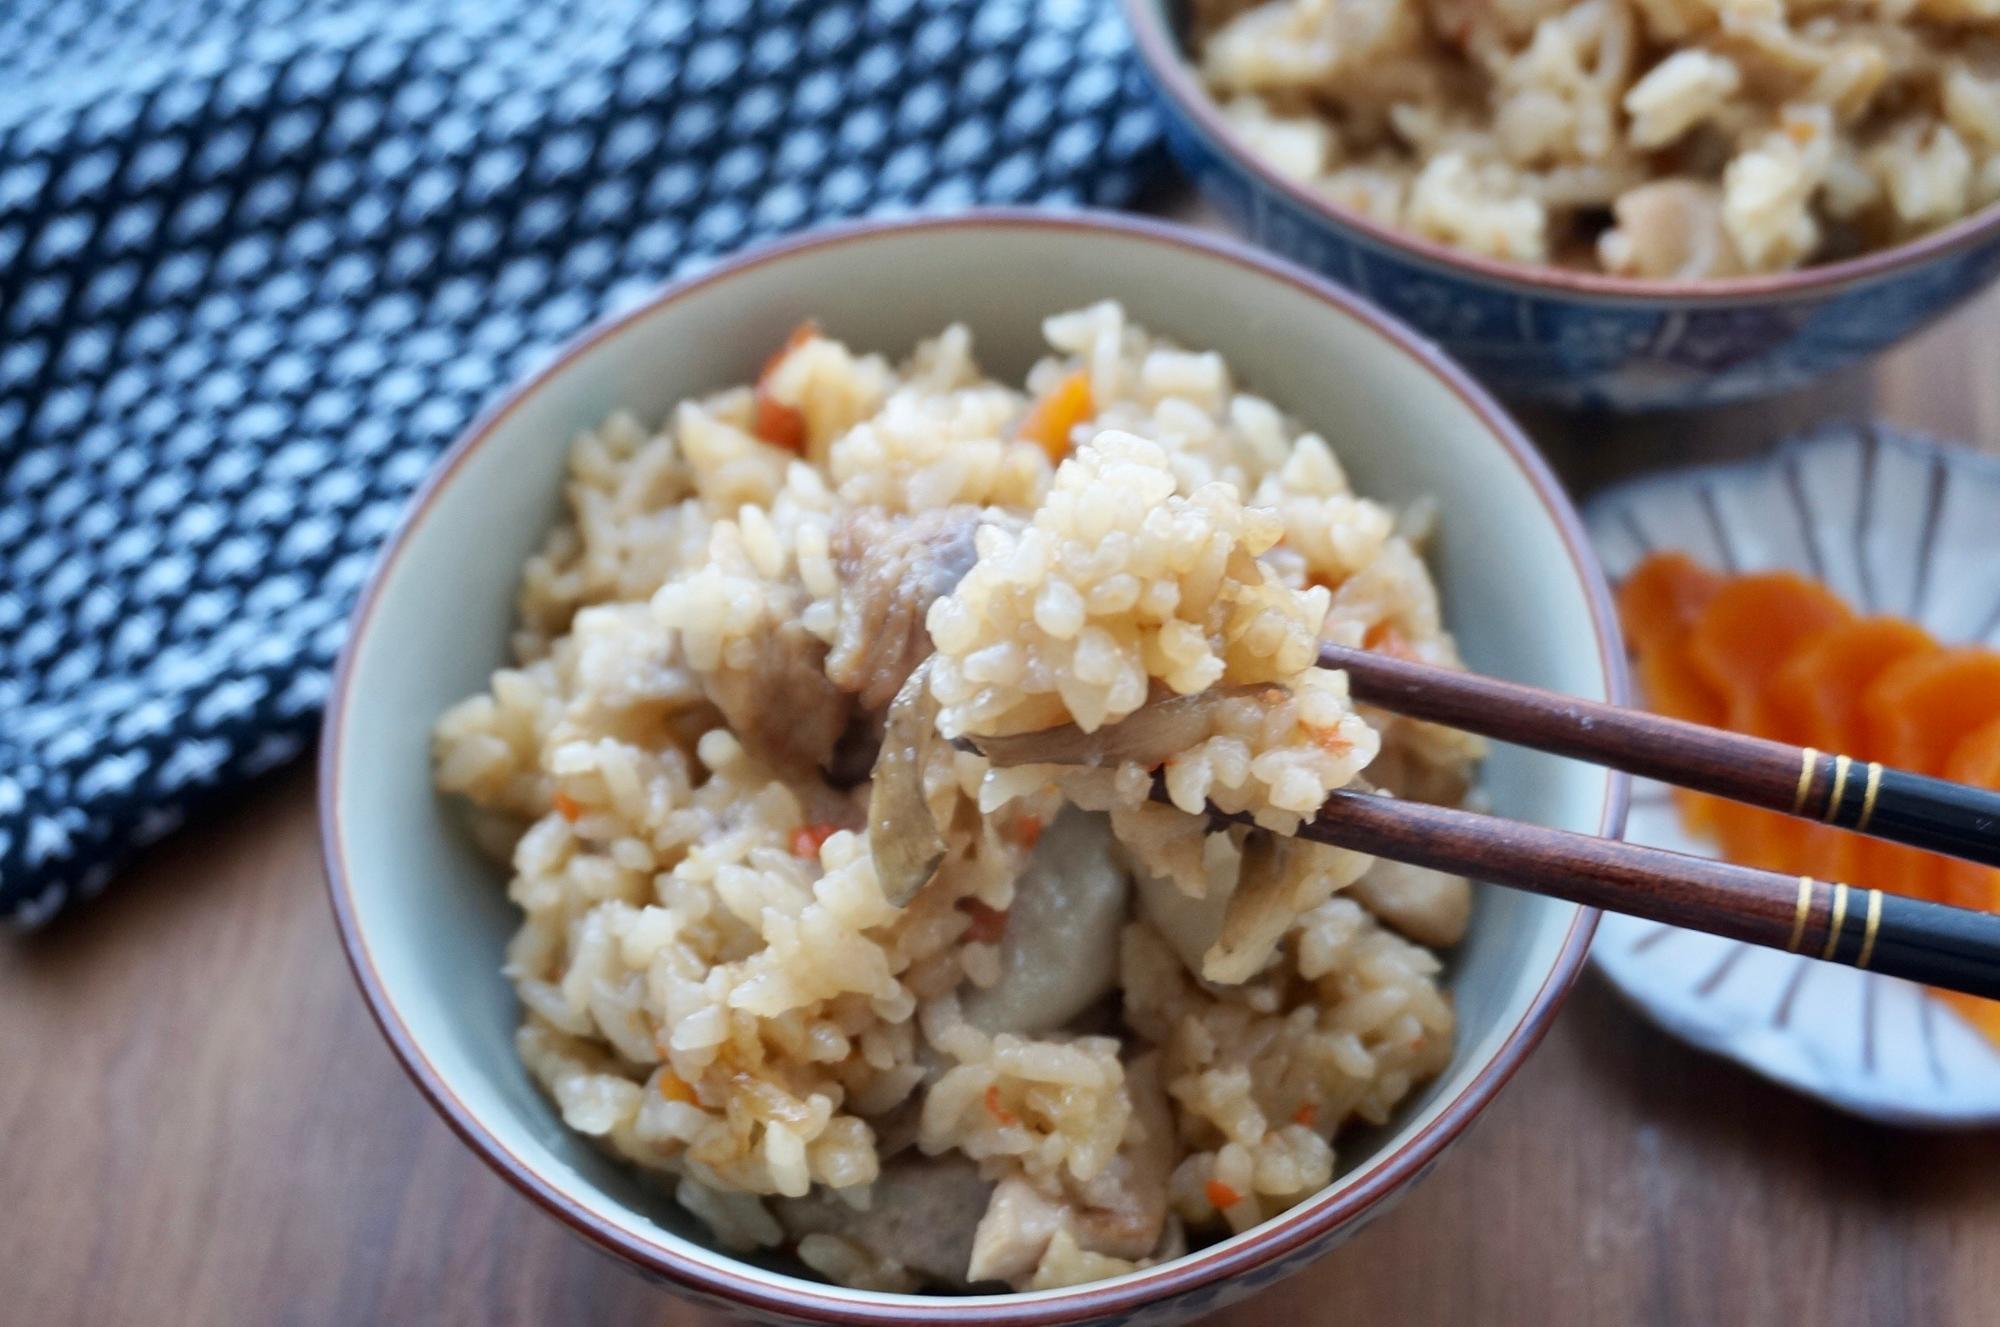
[[1859, 767, 2000, 872], [1233, 790, 2000, 1001], [1866, 891, 2000, 1002], [1319, 643, 2000, 870]]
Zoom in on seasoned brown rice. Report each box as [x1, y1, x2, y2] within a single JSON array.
[[432, 304, 1480, 1292], [1192, 0, 2000, 275]]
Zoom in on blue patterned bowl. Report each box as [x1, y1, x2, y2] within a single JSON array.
[[1121, 0, 2000, 411]]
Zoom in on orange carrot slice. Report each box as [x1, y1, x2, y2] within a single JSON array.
[[1682, 573, 1849, 851], [752, 322, 818, 451], [1616, 552, 1726, 656], [1686, 572, 1854, 735], [1862, 649, 2000, 776], [1017, 369, 1094, 463], [1768, 617, 1938, 753], [1619, 555, 1731, 831]]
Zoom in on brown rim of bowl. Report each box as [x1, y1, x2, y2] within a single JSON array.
[[1121, 0, 2000, 304], [319, 208, 1628, 1325]]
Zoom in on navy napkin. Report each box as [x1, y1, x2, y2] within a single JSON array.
[[0, 0, 1164, 925]]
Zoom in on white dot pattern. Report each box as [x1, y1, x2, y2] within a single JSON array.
[[0, 0, 1164, 926]]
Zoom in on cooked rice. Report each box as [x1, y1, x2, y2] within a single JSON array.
[[433, 304, 1479, 1292], [1193, 0, 2000, 275]]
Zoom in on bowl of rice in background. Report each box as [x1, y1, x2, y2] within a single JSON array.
[[320, 211, 1625, 1325], [1123, 0, 2000, 409]]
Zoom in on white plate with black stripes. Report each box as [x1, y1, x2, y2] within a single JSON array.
[[1586, 424, 2000, 1126]]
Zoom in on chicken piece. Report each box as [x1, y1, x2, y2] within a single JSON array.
[[1598, 179, 1745, 279], [968, 1054, 1176, 1286], [773, 1153, 993, 1287], [1348, 857, 1472, 947], [963, 809, 1130, 1036], [701, 613, 850, 773], [829, 505, 996, 712]]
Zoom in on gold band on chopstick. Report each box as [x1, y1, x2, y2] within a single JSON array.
[[1822, 754, 1852, 825], [1788, 875, 1813, 953], [1853, 761, 1883, 834], [1793, 748, 1819, 816], [1820, 882, 1850, 962], [1856, 888, 1884, 970]]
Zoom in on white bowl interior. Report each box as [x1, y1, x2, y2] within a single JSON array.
[[327, 219, 1614, 1305]]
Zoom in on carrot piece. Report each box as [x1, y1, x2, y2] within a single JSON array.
[[1767, 617, 1937, 753], [1016, 369, 1094, 463], [1685, 572, 1853, 735], [984, 1084, 1018, 1126], [1616, 553, 1725, 656], [657, 1071, 696, 1104], [751, 321, 818, 451], [1010, 814, 1044, 850], [1363, 622, 1418, 660], [1204, 1179, 1243, 1211], [790, 821, 840, 859], [552, 791, 584, 822], [1292, 1102, 1318, 1128], [1862, 649, 2000, 776], [1619, 555, 1731, 831]]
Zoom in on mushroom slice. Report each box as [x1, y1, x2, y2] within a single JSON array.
[[868, 658, 950, 906], [966, 686, 1265, 769], [1201, 828, 1300, 985]]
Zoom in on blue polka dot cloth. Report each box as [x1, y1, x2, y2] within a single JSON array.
[[0, 0, 1164, 926]]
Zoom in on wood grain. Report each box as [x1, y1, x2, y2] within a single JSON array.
[[4, 276, 1998, 1327]]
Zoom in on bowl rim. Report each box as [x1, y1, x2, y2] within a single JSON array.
[[1120, 0, 2000, 305], [319, 208, 1627, 1324]]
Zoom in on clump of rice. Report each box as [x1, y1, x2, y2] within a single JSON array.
[[432, 302, 1476, 1293], [1194, 0, 2000, 275]]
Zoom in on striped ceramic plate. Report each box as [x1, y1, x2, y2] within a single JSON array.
[[1586, 424, 2000, 1125]]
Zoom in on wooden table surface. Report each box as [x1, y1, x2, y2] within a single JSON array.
[[7, 282, 1999, 1327]]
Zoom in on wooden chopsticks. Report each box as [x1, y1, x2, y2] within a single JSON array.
[[1321, 643, 2000, 870], [1204, 789, 2000, 1002]]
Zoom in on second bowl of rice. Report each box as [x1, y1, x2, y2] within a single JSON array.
[[1125, 0, 2000, 408], [321, 211, 1623, 1325]]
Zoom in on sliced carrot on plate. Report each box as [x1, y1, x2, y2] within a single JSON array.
[[1862, 649, 2000, 776], [1767, 617, 1938, 754], [1616, 552, 1726, 655], [1685, 572, 1853, 734]]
